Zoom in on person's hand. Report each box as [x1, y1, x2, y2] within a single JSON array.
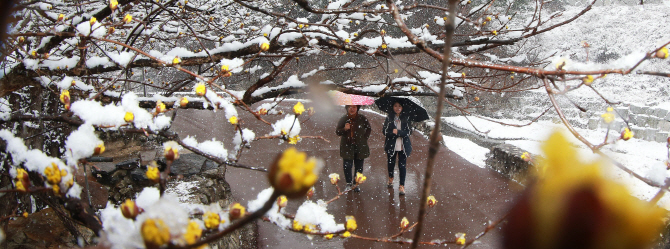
[[393, 129, 398, 134], [344, 123, 351, 130]]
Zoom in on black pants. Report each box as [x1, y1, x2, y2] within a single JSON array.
[[343, 156, 364, 184], [387, 151, 407, 186]]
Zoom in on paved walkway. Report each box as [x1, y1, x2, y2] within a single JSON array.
[[171, 101, 521, 248]]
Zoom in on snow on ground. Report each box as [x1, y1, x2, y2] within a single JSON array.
[[442, 116, 670, 209]]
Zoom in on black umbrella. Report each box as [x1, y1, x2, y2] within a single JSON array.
[[375, 96, 430, 122]]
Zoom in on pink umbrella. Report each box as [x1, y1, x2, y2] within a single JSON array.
[[329, 91, 374, 105]]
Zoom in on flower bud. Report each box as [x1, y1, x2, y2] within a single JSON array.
[[276, 195, 287, 208], [427, 195, 437, 208], [121, 199, 139, 219], [306, 187, 314, 199], [329, 173, 340, 185], [229, 203, 246, 221], [155, 100, 166, 113], [293, 102, 305, 115], [94, 143, 105, 155], [621, 127, 634, 141], [195, 83, 206, 96], [345, 215, 357, 232], [146, 166, 160, 183], [400, 217, 409, 229], [141, 218, 170, 248], [124, 112, 134, 123], [180, 97, 189, 107]]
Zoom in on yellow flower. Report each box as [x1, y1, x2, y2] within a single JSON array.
[[293, 220, 304, 231], [94, 143, 105, 155], [656, 47, 669, 59], [456, 233, 466, 245], [293, 102, 305, 115], [427, 195, 437, 207], [583, 75, 594, 85], [58, 14, 64, 22], [17, 168, 28, 181], [306, 186, 315, 199], [345, 215, 357, 232], [172, 56, 181, 65], [482, 21, 486, 25], [89, 17, 97, 25], [520, 152, 531, 162], [461, 72, 466, 77], [492, 30, 497, 35], [353, 32, 358, 36], [380, 29, 386, 35], [44, 163, 62, 185], [180, 97, 189, 107], [15, 180, 26, 192], [260, 42, 270, 51], [298, 24, 304, 29], [195, 83, 206, 96], [329, 173, 340, 185], [155, 100, 166, 113], [399, 217, 409, 229], [276, 195, 288, 208], [380, 43, 388, 49], [146, 166, 160, 183], [486, 16, 492, 21], [110, 0, 118, 10], [204, 211, 221, 229], [288, 136, 300, 145], [229, 116, 238, 125], [621, 127, 634, 141], [269, 148, 319, 197], [18, 36, 25, 43], [124, 112, 134, 122], [304, 224, 314, 233], [184, 221, 202, 245], [121, 199, 139, 219], [59, 90, 70, 105], [411, 86, 417, 91], [324, 234, 334, 239], [123, 14, 132, 24], [229, 203, 246, 220], [503, 132, 665, 249], [23, 212, 28, 218], [601, 107, 615, 124], [141, 218, 170, 248], [280, 129, 287, 136], [31, 50, 36, 57], [354, 172, 366, 184], [341, 231, 351, 238]]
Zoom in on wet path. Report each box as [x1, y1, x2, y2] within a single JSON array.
[[171, 101, 521, 248]]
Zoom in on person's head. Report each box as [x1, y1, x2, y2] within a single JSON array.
[[346, 105, 360, 116], [393, 102, 403, 115]]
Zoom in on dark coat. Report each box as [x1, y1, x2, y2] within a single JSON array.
[[336, 114, 372, 160], [383, 114, 412, 157]]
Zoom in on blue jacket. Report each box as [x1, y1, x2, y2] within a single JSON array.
[[383, 114, 412, 157]]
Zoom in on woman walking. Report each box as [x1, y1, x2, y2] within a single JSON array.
[[383, 102, 412, 195], [336, 105, 372, 192]]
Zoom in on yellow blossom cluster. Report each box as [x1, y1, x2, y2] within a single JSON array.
[[269, 148, 319, 197], [345, 215, 357, 232], [141, 218, 170, 248], [355, 172, 366, 184], [44, 163, 67, 195], [14, 168, 30, 192], [183, 220, 203, 247], [204, 211, 221, 229], [146, 166, 160, 183], [601, 107, 615, 124], [293, 102, 305, 115]]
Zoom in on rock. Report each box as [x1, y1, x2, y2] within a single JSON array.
[[485, 144, 533, 185], [169, 153, 219, 176], [588, 117, 599, 130], [5, 208, 95, 249]]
